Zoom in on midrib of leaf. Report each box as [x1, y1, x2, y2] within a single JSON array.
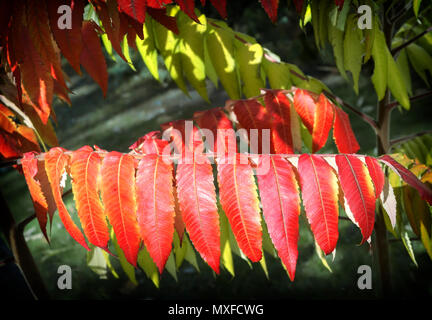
[[232, 157, 256, 260], [117, 155, 132, 258], [152, 156, 163, 263], [343, 155, 369, 233], [84, 152, 102, 245], [309, 155, 331, 249], [191, 158, 214, 263], [271, 157, 294, 266]]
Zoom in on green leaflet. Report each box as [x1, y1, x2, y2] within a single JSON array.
[[136, 17, 159, 81], [336, 0, 350, 31], [396, 49, 412, 96], [259, 252, 269, 279], [220, 206, 235, 276], [165, 251, 178, 281], [387, 48, 410, 109], [121, 35, 136, 71], [234, 32, 265, 98], [263, 59, 292, 89], [328, 22, 347, 80], [204, 34, 219, 87], [137, 246, 160, 288], [371, 30, 388, 101], [177, 10, 208, 101], [102, 32, 116, 61], [184, 234, 200, 272], [363, 10, 377, 63], [173, 230, 187, 268], [318, 0, 329, 49], [112, 231, 138, 285], [262, 219, 276, 258], [314, 239, 332, 273], [205, 20, 241, 99], [406, 43, 432, 86], [87, 246, 108, 279], [413, 0, 422, 16], [343, 14, 364, 94], [153, 6, 189, 95], [310, 0, 321, 49]]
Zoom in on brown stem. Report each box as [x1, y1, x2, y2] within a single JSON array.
[[387, 90, 432, 110], [374, 7, 394, 297], [0, 190, 49, 299]]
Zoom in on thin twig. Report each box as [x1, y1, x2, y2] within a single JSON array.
[[391, 26, 432, 56], [387, 90, 432, 110], [16, 214, 36, 234], [390, 130, 432, 147]]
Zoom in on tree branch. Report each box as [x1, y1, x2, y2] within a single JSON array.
[[387, 90, 432, 110], [390, 130, 432, 147], [391, 26, 432, 56]]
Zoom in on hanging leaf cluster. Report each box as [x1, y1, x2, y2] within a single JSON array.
[[20, 88, 432, 281]]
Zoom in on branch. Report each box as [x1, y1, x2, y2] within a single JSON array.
[[387, 90, 432, 110], [391, 26, 432, 56], [390, 130, 432, 147]]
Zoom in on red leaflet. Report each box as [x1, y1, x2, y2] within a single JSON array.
[[136, 154, 175, 273], [209, 0, 227, 19], [264, 90, 294, 154], [334, 0, 345, 10], [293, 0, 303, 13], [101, 152, 141, 265], [298, 154, 339, 255], [14, 22, 53, 124], [257, 155, 300, 280], [312, 94, 334, 152], [70, 146, 110, 250], [173, 185, 186, 242], [365, 156, 385, 198], [45, 147, 89, 250], [176, 153, 220, 273], [193, 107, 237, 155], [217, 153, 262, 262], [147, 7, 179, 34], [293, 89, 316, 133], [332, 106, 360, 154], [117, 0, 147, 23], [259, 0, 279, 23], [93, 0, 127, 62], [47, 0, 84, 74], [379, 155, 432, 205], [21, 153, 50, 241], [147, 0, 173, 8], [230, 99, 270, 154], [336, 155, 376, 243], [80, 21, 108, 96], [176, 0, 199, 22]]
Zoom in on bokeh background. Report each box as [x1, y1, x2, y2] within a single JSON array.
[[1, 1, 432, 300]]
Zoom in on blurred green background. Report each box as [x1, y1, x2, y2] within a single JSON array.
[[1, 1, 432, 300]]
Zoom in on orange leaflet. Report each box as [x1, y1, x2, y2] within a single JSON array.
[[336, 155, 376, 243], [70, 146, 110, 250], [293, 88, 316, 134], [136, 154, 175, 273], [332, 105, 360, 154], [217, 153, 262, 262], [257, 154, 300, 280], [298, 154, 339, 255], [21, 152, 50, 241], [176, 153, 221, 273], [44, 147, 89, 250], [312, 94, 334, 153], [365, 156, 385, 199], [100, 151, 141, 265]]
